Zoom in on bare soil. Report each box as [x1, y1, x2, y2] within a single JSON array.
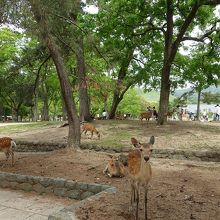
[[0, 120, 220, 220]]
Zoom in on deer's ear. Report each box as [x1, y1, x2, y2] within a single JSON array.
[[149, 136, 155, 145]]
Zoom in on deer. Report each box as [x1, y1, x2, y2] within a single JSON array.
[[0, 137, 16, 167], [103, 155, 126, 178], [81, 123, 100, 139], [128, 136, 155, 220], [139, 112, 152, 121]]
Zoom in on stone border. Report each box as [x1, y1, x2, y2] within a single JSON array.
[[0, 172, 116, 220], [0, 172, 115, 201], [15, 141, 66, 152], [15, 141, 220, 162], [152, 148, 220, 162]]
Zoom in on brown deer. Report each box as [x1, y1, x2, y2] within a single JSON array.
[[128, 136, 155, 220], [139, 112, 152, 121], [81, 123, 100, 139], [0, 137, 16, 167], [103, 155, 126, 178]]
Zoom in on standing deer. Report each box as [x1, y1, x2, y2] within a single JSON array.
[[128, 136, 155, 220], [139, 112, 152, 121], [81, 123, 100, 139], [0, 137, 16, 167]]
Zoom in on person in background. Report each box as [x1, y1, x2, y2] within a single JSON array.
[[215, 104, 220, 121], [152, 106, 158, 120], [102, 110, 108, 120], [202, 109, 208, 121], [176, 105, 183, 120]]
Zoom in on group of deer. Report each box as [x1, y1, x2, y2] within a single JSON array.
[[0, 123, 99, 167], [0, 122, 153, 219], [104, 135, 155, 220]]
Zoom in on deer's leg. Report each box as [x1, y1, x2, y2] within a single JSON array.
[[144, 187, 148, 220], [103, 164, 109, 176], [9, 150, 14, 166], [91, 131, 93, 139], [5, 152, 10, 161], [1, 152, 9, 168], [135, 186, 139, 220], [130, 182, 134, 209]]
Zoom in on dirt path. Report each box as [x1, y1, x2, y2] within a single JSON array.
[[0, 120, 220, 219], [0, 150, 219, 220]]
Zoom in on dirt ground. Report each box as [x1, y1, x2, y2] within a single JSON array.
[[0, 120, 220, 220]]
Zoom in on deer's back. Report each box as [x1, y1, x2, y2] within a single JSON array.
[[82, 123, 95, 131], [140, 112, 152, 119], [0, 137, 12, 150]]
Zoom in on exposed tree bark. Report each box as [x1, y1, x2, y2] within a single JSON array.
[[61, 96, 67, 121], [33, 92, 38, 122], [29, 0, 80, 148], [32, 55, 50, 122], [75, 37, 91, 122], [196, 87, 202, 121], [69, 2, 92, 122], [109, 48, 134, 119], [157, 1, 200, 125], [41, 83, 49, 121]]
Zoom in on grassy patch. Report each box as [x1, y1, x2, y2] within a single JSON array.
[[0, 121, 62, 135]]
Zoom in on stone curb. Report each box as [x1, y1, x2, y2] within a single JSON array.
[[0, 172, 116, 220], [15, 141, 220, 162]]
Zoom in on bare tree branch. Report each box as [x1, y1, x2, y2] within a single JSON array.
[[181, 20, 219, 42]]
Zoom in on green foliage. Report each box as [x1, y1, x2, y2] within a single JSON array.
[[117, 89, 142, 117], [202, 92, 220, 104]]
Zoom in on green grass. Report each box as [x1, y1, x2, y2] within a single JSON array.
[[0, 121, 63, 134]]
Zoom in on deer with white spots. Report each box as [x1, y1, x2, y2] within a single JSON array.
[[0, 137, 16, 167], [128, 136, 155, 220]]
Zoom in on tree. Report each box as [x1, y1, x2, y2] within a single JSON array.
[[157, 0, 220, 124], [87, 0, 157, 119], [29, 0, 80, 148], [181, 41, 220, 119]]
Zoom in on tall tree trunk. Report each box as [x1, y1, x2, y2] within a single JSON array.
[[196, 88, 201, 121], [29, 0, 80, 148], [69, 3, 91, 122], [33, 92, 38, 122], [158, 65, 171, 125], [41, 84, 49, 121], [157, 1, 200, 125], [109, 84, 131, 119], [75, 37, 91, 122], [61, 96, 67, 121], [109, 49, 134, 119]]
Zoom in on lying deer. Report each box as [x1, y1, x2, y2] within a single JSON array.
[[81, 123, 100, 139], [128, 136, 155, 220], [103, 155, 126, 178], [139, 112, 152, 121], [0, 137, 16, 167]]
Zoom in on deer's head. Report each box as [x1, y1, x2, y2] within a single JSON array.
[[135, 136, 155, 162]]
